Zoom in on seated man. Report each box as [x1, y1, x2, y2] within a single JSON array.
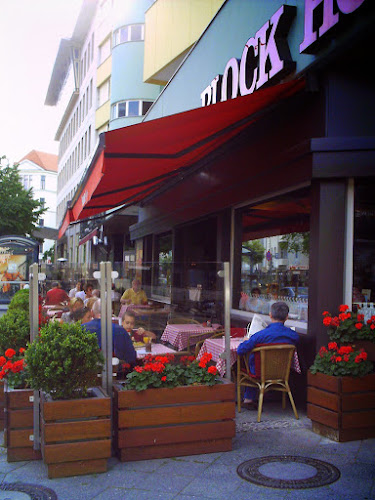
[[122, 311, 156, 342], [237, 301, 299, 409], [120, 279, 148, 306], [45, 281, 69, 305], [83, 299, 136, 365]]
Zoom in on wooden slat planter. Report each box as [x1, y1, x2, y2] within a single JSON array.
[[0, 381, 4, 431], [4, 386, 42, 462], [114, 379, 236, 462], [41, 386, 111, 479], [307, 371, 375, 442]]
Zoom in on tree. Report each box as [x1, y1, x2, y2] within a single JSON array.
[[243, 240, 265, 272], [280, 232, 310, 256], [0, 157, 46, 236]]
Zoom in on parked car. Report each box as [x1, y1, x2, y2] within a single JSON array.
[[280, 287, 308, 300]]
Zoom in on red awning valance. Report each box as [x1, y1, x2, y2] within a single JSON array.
[[59, 78, 305, 238]]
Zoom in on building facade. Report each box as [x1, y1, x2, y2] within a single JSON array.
[[17, 150, 58, 255]]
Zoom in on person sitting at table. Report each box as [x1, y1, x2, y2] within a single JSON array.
[[122, 311, 156, 342], [83, 299, 136, 365], [72, 306, 93, 324], [237, 301, 299, 410], [45, 281, 69, 306], [69, 281, 83, 299], [76, 283, 94, 304], [61, 297, 84, 323], [120, 279, 148, 306]]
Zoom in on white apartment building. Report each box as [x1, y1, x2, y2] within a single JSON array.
[[17, 150, 58, 255], [45, 0, 160, 265]]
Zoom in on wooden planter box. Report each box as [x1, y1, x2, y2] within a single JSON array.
[[0, 381, 4, 431], [307, 371, 375, 442], [41, 386, 111, 478], [113, 379, 236, 462], [4, 386, 42, 462]]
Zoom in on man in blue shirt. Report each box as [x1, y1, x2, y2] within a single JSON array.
[[82, 299, 136, 365], [237, 301, 299, 409]]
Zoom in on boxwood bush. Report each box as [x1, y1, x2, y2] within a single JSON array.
[[0, 309, 30, 354], [25, 321, 104, 400], [8, 289, 29, 314]]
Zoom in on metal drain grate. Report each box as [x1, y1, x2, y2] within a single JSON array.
[[0, 483, 57, 500], [237, 455, 340, 489]]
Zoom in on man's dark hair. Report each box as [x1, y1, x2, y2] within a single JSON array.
[[270, 301, 289, 321]]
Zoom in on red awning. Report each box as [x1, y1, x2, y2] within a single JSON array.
[[59, 78, 305, 238]]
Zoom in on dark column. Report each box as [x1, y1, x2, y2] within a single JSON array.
[[232, 209, 243, 310], [308, 178, 347, 356]]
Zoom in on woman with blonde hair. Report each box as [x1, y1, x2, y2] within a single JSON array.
[[61, 297, 84, 323]]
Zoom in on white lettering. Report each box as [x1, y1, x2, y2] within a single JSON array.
[[239, 37, 258, 96], [200, 85, 212, 107], [221, 58, 239, 102]]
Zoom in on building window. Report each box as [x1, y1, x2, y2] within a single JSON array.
[[40, 197, 45, 209], [237, 188, 310, 324], [152, 232, 172, 299], [97, 79, 110, 108], [111, 100, 154, 119], [23, 175, 32, 190], [38, 219, 44, 227], [113, 24, 144, 46], [98, 37, 111, 66]]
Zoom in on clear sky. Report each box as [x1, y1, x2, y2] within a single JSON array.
[[0, 0, 83, 165]]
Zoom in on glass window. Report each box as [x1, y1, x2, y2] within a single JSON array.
[[118, 102, 126, 117], [98, 37, 111, 65], [128, 101, 139, 117], [352, 179, 375, 318], [142, 101, 153, 115], [238, 189, 310, 323], [38, 219, 44, 227], [152, 232, 172, 298], [131, 24, 143, 41], [97, 79, 110, 107], [119, 26, 129, 43], [40, 197, 45, 209]]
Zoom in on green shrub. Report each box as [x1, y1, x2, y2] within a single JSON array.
[[0, 309, 30, 355], [25, 321, 104, 400], [8, 289, 29, 314]]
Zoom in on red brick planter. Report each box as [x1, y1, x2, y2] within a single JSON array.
[[114, 380, 236, 461], [41, 386, 111, 478], [4, 387, 42, 462], [307, 371, 375, 442]]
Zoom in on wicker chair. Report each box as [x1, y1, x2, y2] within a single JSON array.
[[237, 344, 299, 423]]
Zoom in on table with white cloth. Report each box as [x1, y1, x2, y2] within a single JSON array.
[[197, 337, 302, 377], [135, 343, 178, 359], [161, 323, 222, 351]]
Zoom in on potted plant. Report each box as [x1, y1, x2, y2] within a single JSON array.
[[114, 353, 235, 462], [0, 293, 30, 433], [25, 321, 111, 478], [307, 305, 375, 442], [0, 347, 41, 462]]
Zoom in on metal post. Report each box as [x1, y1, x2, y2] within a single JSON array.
[[104, 262, 113, 397], [223, 262, 232, 381], [99, 262, 108, 393], [30, 263, 40, 451]]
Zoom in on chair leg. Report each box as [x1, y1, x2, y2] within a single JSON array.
[[257, 387, 264, 423], [285, 382, 299, 420], [282, 392, 286, 409], [237, 383, 241, 413]]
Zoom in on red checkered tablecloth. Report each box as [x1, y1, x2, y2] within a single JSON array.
[[197, 337, 301, 377], [161, 324, 221, 351]]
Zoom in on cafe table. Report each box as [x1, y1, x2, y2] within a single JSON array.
[[197, 337, 301, 377], [161, 323, 222, 351], [119, 304, 170, 330]]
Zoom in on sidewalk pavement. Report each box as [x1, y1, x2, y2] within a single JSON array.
[[0, 400, 374, 500]]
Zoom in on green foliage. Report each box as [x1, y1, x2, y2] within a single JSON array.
[[25, 321, 104, 400], [310, 343, 373, 377], [0, 309, 30, 355], [8, 289, 29, 313], [0, 159, 46, 236], [323, 305, 375, 343], [42, 244, 55, 263], [243, 240, 265, 266], [280, 232, 309, 256]]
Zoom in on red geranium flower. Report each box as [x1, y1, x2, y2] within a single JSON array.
[[339, 304, 349, 312], [5, 349, 16, 359], [323, 316, 332, 326], [161, 376, 167, 382], [207, 366, 217, 375], [328, 342, 338, 351], [355, 323, 363, 329]]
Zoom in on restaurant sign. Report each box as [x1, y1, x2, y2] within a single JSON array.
[[201, 0, 368, 107]]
